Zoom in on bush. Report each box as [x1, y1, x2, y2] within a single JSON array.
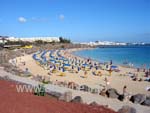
[[34, 84, 46, 96], [59, 37, 71, 43]]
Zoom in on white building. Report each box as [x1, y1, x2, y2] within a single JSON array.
[[80, 41, 127, 46], [8, 37, 60, 42]]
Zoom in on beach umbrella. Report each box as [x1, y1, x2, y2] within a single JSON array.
[[63, 64, 71, 70], [50, 59, 56, 63], [58, 58, 63, 60], [32, 54, 41, 61], [111, 65, 118, 69], [82, 64, 88, 67], [64, 64, 71, 66]]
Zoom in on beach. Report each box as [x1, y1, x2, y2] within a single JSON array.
[[14, 48, 150, 95], [0, 65, 150, 113], [1, 0, 150, 112], [4, 47, 148, 112], [0, 48, 150, 113]]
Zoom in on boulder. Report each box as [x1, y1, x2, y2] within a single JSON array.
[[0, 75, 10, 80], [89, 101, 99, 106], [70, 96, 83, 103], [141, 96, 150, 106], [130, 94, 146, 104], [118, 94, 125, 101], [47, 91, 62, 99], [106, 88, 119, 98], [118, 105, 136, 113]]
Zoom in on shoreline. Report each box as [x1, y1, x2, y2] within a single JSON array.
[[69, 48, 137, 71], [12, 48, 150, 94], [1, 47, 150, 113], [71, 47, 150, 69]]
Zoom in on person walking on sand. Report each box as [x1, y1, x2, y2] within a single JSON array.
[[123, 85, 130, 101], [123, 85, 127, 95], [84, 71, 88, 78]]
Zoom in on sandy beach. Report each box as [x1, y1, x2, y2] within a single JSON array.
[[5, 47, 149, 113], [1, 0, 150, 112], [0, 66, 150, 113], [14, 48, 150, 95]]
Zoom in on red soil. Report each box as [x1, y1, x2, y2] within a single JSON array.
[[0, 80, 117, 113]]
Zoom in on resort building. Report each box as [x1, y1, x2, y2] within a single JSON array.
[[81, 41, 127, 46], [8, 37, 60, 42]]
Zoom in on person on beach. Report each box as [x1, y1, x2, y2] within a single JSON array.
[[106, 64, 109, 70], [108, 67, 112, 76], [145, 71, 148, 77], [122, 85, 130, 101], [123, 85, 127, 95], [137, 68, 140, 72], [110, 60, 112, 65], [23, 61, 26, 66], [84, 71, 88, 78], [77, 67, 80, 71], [104, 77, 110, 89], [84, 71, 87, 75]]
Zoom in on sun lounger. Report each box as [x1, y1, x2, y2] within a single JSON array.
[[58, 72, 66, 77]]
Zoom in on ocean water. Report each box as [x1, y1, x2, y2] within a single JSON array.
[[73, 46, 150, 68]]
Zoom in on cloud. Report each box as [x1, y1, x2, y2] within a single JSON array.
[[59, 14, 65, 20], [18, 17, 27, 23]]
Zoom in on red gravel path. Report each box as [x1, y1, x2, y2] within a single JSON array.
[[0, 80, 117, 113]]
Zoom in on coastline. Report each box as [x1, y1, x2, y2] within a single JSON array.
[[71, 47, 150, 69], [12, 47, 150, 95], [1, 46, 150, 113]]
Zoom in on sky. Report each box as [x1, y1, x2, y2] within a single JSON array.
[[0, 0, 150, 42]]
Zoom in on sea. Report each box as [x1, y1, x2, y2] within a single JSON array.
[[73, 46, 150, 68]]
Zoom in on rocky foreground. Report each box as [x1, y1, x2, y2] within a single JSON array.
[[0, 80, 116, 113]]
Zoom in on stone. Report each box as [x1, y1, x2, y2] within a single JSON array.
[[118, 105, 136, 113], [70, 96, 83, 103], [89, 101, 99, 106], [118, 94, 125, 101], [47, 91, 62, 99], [141, 96, 150, 106], [106, 88, 119, 98], [130, 94, 146, 104]]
